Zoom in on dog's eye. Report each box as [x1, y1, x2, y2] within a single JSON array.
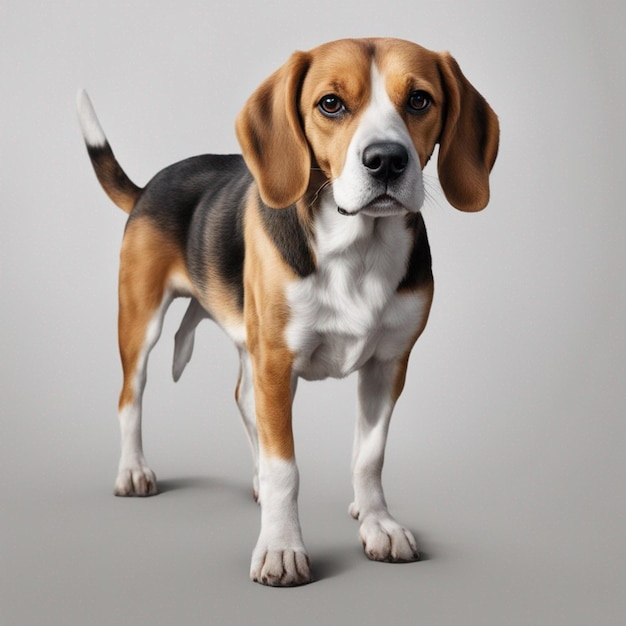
[[318, 94, 346, 117], [407, 90, 432, 113]]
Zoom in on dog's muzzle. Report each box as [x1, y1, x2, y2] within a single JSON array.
[[337, 141, 411, 217]]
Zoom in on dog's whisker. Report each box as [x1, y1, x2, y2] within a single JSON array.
[[308, 179, 333, 209], [422, 174, 446, 211]]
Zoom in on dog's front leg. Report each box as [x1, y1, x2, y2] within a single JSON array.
[[248, 347, 311, 586], [350, 357, 420, 563]]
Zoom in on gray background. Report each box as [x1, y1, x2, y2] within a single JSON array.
[[2, 1, 625, 624]]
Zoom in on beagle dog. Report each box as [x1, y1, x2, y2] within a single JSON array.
[[77, 37, 498, 587]]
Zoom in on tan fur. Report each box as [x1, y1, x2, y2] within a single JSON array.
[[436, 53, 500, 211], [90, 146, 142, 214], [374, 41, 446, 168], [79, 38, 500, 584], [235, 52, 312, 209], [105, 181, 139, 215], [116, 38, 497, 456], [243, 192, 298, 459], [200, 264, 245, 335], [117, 219, 192, 408], [392, 282, 435, 402], [299, 39, 374, 181], [237, 37, 499, 214]]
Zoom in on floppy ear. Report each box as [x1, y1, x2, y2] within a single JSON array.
[[235, 51, 311, 209], [437, 53, 500, 212]]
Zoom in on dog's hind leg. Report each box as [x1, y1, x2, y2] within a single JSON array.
[[115, 219, 184, 496]]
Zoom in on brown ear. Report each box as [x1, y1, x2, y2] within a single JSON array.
[[235, 51, 311, 209], [437, 53, 500, 212]]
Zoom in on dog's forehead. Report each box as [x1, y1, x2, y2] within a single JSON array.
[[372, 39, 440, 71], [375, 41, 442, 88], [302, 39, 373, 96], [302, 38, 443, 101]]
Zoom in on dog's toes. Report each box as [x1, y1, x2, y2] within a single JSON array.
[[359, 513, 420, 563], [114, 466, 158, 497], [251, 547, 312, 587]]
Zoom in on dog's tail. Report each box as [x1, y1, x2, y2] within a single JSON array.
[[76, 89, 142, 214]]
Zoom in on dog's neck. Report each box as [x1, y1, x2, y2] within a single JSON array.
[[286, 182, 418, 380]]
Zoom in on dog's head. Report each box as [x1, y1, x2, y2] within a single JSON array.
[[236, 38, 499, 214]]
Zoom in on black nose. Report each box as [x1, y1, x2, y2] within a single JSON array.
[[362, 142, 409, 183]]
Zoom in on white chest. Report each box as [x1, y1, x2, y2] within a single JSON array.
[[285, 209, 427, 380]]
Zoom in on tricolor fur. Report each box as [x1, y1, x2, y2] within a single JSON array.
[[77, 37, 499, 587]]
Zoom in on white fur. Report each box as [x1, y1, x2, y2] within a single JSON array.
[[115, 288, 173, 496], [278, 62, 432, 569], [349, 359, 420, 561], [331, 63, 424, 216], [250, 456, 311, 586], [104, 56, 430, 580], [287, 192, 427, 380], [220, 319, 247, 347], [76, 88, 107, 148], [286, 62, 428, 378]]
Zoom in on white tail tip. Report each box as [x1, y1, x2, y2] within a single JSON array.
[[76, 88, 107, 148]]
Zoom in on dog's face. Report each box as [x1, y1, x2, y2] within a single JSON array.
[[236, 38, 499, 214], [298, 39, 443, 217]]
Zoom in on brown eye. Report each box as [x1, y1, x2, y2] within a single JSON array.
[[408, 90, 432, 113], [318, 94, 345, 117]]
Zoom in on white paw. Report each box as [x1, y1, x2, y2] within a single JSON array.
[[114, 465, 158, 497], [359, 513, 420, 562], [250, 545, 312, 586]]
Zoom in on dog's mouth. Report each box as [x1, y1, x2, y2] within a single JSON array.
[[337, 194, 407, 217]]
